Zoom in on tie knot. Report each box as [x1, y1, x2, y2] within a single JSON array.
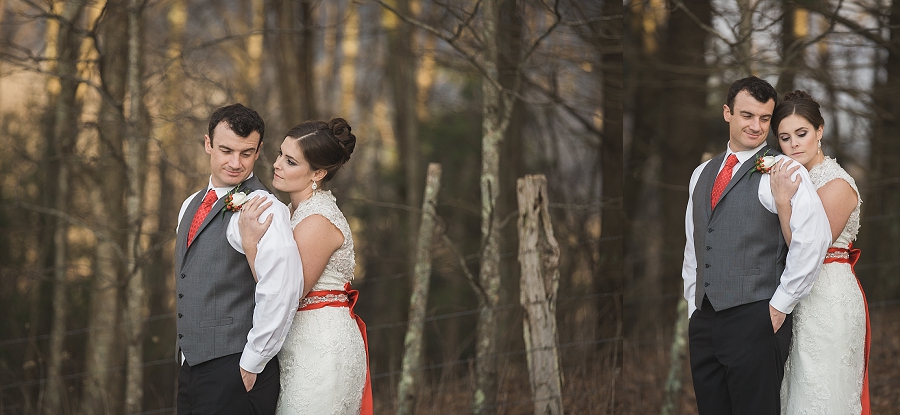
[[201, 189, 218, 205], [725, 154, 738, 168]]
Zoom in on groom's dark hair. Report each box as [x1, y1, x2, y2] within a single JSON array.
[[208, 103, 265, 148], [725, 76, 778, 113]]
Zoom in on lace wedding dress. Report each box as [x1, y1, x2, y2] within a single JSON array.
[[276, 190, 367, 415], [781, 156, 868, 415]]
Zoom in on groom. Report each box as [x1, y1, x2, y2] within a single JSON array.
[[682, 76, 831, 414], [175, 103, 302, 414]]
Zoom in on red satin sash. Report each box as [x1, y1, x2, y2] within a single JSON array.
[[298, 283, 373, 415], [824, 245, 869, 415]]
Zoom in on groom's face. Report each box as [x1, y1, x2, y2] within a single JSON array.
[[205, 121, 261, 188], [723, 90, 775, 152]]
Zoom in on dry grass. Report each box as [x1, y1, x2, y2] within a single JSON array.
[[371, 343, 621, 414]]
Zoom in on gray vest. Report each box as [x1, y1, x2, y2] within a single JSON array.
[[175, 176, 269, 366], [692, 147, 788, 312]]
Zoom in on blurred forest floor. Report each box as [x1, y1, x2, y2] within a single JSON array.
[[367, 345, 618, 414], [622, 303, 900, 414]]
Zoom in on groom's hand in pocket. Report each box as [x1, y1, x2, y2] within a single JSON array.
[[240, 367, 257, 392], [768, 304, 786, 333]]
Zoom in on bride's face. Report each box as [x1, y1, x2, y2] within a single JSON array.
[[777, 114, 823, 167], [272, 138, 324, 193]]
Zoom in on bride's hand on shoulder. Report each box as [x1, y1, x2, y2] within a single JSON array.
[[770, 159, 802, 207], [238, 196, 274, 250]]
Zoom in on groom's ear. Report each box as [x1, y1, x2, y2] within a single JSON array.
[[204, 134, 213, 155], [723, 104, 733, 122]]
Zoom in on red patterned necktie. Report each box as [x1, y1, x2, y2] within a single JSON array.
[[711, 154, 739, 210], [187, 189, 218, 246]]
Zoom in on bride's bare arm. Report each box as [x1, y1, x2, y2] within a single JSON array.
[[238, 196, 274, 282], [293, 215, 344, 298], [770, 159, 802, 246], [816, 179, 857, 244]]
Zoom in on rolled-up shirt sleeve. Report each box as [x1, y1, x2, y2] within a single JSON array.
[[226, 190, 303, 373], [758, 156, 832, 314]]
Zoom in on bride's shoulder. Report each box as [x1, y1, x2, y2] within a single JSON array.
[[810, 156, 859, 192]]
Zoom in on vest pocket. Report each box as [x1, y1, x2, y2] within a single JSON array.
[[199, 317, 234, 328]]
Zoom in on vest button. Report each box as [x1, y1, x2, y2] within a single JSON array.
[[706, 246, 711, 251], [181, 273, 186, 279], [707, 228, 713, 233], [179, 293, 184, 298], [705, 264, 710, 268], [178, 313, 183, 318], [178, 334, 183, 339], [704, 282, 710, 287]]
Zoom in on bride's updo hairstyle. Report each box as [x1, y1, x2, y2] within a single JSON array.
[[771, 90, 825, 136], [286, 118, 356, 182]]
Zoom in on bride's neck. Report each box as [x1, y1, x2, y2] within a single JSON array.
[[804, 153, 826, 171], [289, 189, 316, 213]]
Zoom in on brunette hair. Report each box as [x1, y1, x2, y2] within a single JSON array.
[[771, 90, 825, 136], [208, 103, 265, 147], [725, 76, 778, 113], [286, 118, 356, 182]]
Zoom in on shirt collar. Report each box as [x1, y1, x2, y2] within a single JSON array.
[[206, 173, 254, 198], [725, 142, 767, 165]]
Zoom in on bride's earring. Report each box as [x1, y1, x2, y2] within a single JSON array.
[[818, 140, 822, 154], [312, 181, 318, 191]]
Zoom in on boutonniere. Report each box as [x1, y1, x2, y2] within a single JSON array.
[[220, 181, 251, 216], [749, 150, 777, 179]]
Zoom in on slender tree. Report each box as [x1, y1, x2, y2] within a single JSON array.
[[45, 0, 89, 412], [80, 1, 128, 412], [123, 0, 149, 410]]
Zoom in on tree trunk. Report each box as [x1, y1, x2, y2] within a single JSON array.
[[298, 0, 316, 120], [45, 1, 89, 413], [736, 0, 753, 72], [517, 175, 564, 415], [657, 0, 711, 326], [474, 0, 517, 413], [396, 163, 442, 415], [242, 0, 265, 109], [123, 0, 148, 411], [341, 2, 359, 118], [661, 300, 688, 415], [774, 3, 806, 94], [80, 1, 128, 412], [598, 2, 624, 409], [864, 0, 900, 298], [264, 0, 301, 188], [385, 0, 423, 283]]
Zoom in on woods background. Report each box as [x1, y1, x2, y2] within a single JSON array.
[[626, 0, 900, 414], [0, 0, 616, 414], [5, 0, 899, 414]]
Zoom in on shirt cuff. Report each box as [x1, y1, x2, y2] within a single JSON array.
[[770, 288, 798, 314], [239, 345, 271, 374]]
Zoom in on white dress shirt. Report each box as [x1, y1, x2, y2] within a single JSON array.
[[177, 175, 303, 373], [682, 143, 831, 318]]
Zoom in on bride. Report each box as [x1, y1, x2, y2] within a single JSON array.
[[770, 90, 869, 415], [239, 118, 372, 414]]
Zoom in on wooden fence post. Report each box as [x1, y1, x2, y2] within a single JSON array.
[[517, 174, 564, 415], [396, 163, 442, 415]]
